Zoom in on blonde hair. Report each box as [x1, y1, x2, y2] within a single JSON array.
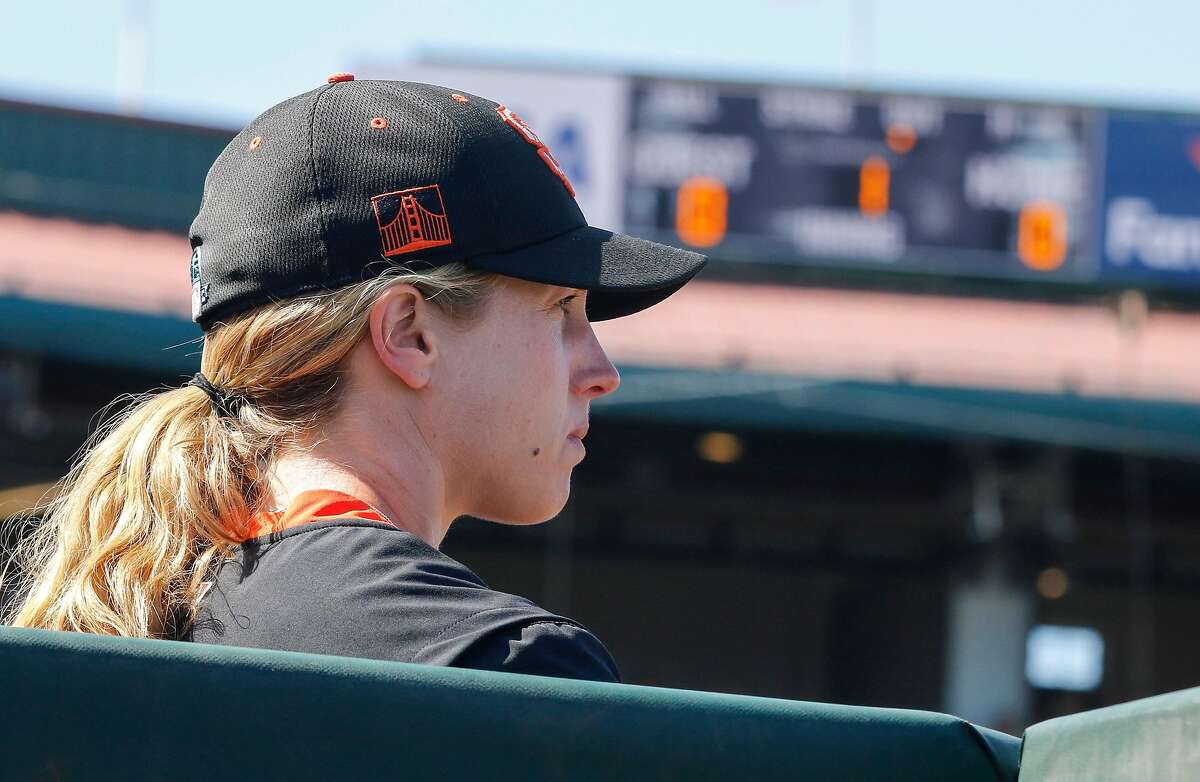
[[1, 262, 498, 638]]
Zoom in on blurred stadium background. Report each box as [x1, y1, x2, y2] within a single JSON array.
[[3, 1, 1200, 734]]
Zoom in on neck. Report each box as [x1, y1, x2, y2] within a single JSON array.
[[263, 416, 454, 549]]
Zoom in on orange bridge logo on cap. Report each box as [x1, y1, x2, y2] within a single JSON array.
[[496, 105, 576, 198], [371, 184, 453, 257]]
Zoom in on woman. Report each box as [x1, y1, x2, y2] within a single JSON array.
[[1, 75, 705, 683]]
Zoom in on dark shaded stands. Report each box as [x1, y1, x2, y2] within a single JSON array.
[[1, 96, 1198, 731]]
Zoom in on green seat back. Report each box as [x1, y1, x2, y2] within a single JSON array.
[[0, 626, 1018, 781], [1020, 686, 1200, 781]]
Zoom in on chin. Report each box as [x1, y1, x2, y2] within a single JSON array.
[[502, 498, 570, 525], [468, 457, 578, 524], [479, 483, 572, 526]]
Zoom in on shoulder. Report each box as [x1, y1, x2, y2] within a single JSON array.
[[229, 519, 494, 592], [194, 520, 512, 646], [191, 519, 619, 683], [443, 616, 622, 684]]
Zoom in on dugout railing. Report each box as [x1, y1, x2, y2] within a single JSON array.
[[0, 624, 1192, 780]]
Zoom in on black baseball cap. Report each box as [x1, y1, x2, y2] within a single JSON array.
[[188, 73, 706, 333]]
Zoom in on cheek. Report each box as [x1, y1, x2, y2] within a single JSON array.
[[462, 324, 565, 452], [505, 329, 570, 456]]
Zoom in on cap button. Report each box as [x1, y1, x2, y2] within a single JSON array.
[[326, 72, 354, 84]]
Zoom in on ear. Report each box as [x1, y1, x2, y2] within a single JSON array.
[[367, 283, 438, 390]]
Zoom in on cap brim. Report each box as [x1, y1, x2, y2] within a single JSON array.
[[465, 225, 707, 321]]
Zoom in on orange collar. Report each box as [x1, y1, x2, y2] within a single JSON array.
[[240, 489, 392, 539]]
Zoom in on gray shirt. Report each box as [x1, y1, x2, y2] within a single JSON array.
[[185, 519, 620, 683]]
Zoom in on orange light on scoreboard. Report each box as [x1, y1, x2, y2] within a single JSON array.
[[1018, 201, 1068, 271], [675, 176, 728, 248], [858, 156, 890, 217], [885, 124, 917, 154]]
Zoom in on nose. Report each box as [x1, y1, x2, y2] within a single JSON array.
[[573, 322, 621, 399]]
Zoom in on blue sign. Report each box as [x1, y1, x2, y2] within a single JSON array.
[[1101, 113, 1200, 285], [550, 122, 589, 188]]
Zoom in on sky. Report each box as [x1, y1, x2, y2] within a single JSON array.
[[2, 1, 1199, 129]]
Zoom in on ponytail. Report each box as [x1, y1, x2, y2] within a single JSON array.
[[4, 387, 246, 636], [2, 262, 497, 637]]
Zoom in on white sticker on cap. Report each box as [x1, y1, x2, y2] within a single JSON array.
[[190, 246, 208, 322]]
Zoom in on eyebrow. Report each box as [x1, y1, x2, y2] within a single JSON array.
[[544, 285, 586, 302]]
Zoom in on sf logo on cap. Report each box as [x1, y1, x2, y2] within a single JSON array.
[[496, 105, 576, 198]]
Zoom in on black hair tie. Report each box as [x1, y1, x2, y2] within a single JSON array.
[[187, 372, 244, 418]]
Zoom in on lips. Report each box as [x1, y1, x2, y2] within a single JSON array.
[[568, 423, 589, 440]]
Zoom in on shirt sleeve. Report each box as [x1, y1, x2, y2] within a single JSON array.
[[449, 619, 622, 684]]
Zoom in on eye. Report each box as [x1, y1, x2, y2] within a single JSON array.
[[556, 294, 578, 314]]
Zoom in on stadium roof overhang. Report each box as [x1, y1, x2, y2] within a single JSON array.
[[597, 366, 1200, 461], [3, 210, 1199, 460]]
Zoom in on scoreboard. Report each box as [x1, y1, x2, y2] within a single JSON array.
[[622, 77, 1200, 289]]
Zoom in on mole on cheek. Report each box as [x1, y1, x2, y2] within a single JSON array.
[[531, 447, 541, 457]]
